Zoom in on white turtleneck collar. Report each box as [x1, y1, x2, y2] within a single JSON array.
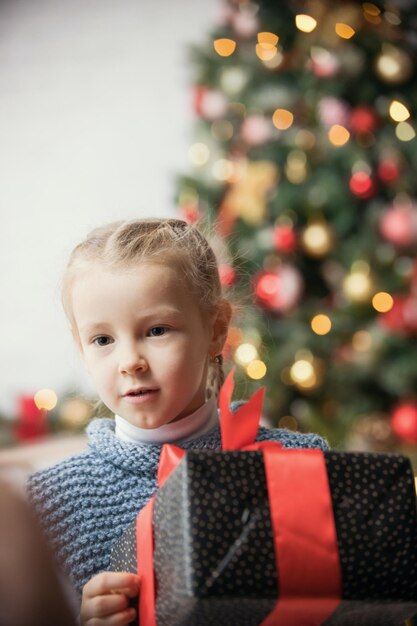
[[115, 394, 219, 445]]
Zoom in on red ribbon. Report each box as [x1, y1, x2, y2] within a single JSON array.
[[137, 368, 342, 626]]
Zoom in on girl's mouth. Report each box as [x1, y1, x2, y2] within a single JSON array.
[[123, 388, 159, 403]]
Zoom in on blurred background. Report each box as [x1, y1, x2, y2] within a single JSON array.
[[0, 0, 215, 479], [2, 0, 417, 482]]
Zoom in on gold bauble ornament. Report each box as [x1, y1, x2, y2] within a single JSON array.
[[301, 221, 334, 257], [374, 44, 413, 85], [220, 160, 278, 225]]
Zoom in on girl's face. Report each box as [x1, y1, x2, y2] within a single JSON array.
[[71, 262, 227, 428]]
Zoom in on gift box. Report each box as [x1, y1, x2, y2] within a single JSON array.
[[111, 371, 417, 626]]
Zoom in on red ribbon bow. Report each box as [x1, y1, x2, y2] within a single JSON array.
[[137, 369, 342, 626]]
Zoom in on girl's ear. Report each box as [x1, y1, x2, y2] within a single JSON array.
[[210, 299, 233, 356]]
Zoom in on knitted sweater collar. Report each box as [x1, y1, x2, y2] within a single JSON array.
[[86, 417, 222, 475]]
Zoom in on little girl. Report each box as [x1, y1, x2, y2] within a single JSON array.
[[27, 218, 329, 626]]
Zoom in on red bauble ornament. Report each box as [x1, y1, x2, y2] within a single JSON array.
[[379, 203, 417, 247], [218, 264, 236, 286], [391, 403, 417, 443], [379, 294, 417, 335], [349, 171, 376, 198], [254, 265, 303, 313], [379, 295, 408, 334], [377, 159, 400, 184], [350, 106, 379, 134], [273, 225, 296, 253]]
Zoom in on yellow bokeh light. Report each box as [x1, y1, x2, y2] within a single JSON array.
[[363, 3, 381, 23], [311, 314, 332, 335], [343, 271, 372, 302], [335, 23, 355, 39], [352, 330, 372, 352], [389, 100, 410, 122], [235, 343, 258, 365], [285, 152, 307, 184], [213, 38, 237, 57], [328, 125, 350, 147], [272, 108, 294, 130], [302, 223, 333, 257], [59, 397, 92, 428], [188, 143, 210, 166], [295, 129, 316, 149], [212, 158, 234, 180], [263, 49, 284, 69], [34, 388, 58, 411], [363, 3, 381, 16], [395, 122, 416, 142], [372, 291, 394, 313], [255, 44, 278, 61], [295, 14, 318, 32], [291, 359, 314, 384], [257, 32, 279, 47], [247, 360, 267, 380]]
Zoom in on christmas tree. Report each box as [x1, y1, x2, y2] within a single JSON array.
[[176, 0, 417, 461]]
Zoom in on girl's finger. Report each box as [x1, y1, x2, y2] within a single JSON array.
[[86, 592, 131, 619], [85, 607, 137, 626], [84, 572, 140, 597]]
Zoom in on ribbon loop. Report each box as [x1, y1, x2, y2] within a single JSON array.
[[220, 368, 266, 450]]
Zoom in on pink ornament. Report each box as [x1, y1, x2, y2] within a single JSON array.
[[193, 86, 228, 120], [180, 203, 200, 224], [240, 115, 272, 146], [254, 265, 303, 313], [218, 264, 236, 286], [214, 2, 234, 26], [309, 49, 341, 78], [319, 97, 350, 129], [391, 403, 417, 444], [232, 9, 259, 38], [379, 203, 417, 247]]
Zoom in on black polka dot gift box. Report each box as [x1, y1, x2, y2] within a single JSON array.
[[111, 371, 417, 626]]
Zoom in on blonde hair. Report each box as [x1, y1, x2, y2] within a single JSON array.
[[62, 218, 229, 397]]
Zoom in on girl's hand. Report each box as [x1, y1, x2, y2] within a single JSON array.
[[80, 571, 140, 626]]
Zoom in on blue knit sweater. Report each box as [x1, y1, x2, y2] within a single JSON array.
[[27, 416, 329, 599]]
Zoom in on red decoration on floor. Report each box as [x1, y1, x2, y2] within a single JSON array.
[[14, 396, 48, 441]]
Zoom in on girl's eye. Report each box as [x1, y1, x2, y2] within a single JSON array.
[[93, 336, 112, 346], [149, 326, 168, 337]]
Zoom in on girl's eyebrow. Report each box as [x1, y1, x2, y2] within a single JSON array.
[[79, 322, 112, 334], [79, 309, 183, 334]]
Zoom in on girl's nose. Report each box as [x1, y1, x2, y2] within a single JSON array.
[[118, 345, 149, 375]]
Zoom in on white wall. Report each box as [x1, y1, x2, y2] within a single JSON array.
[[0, 0, 215, 415]]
